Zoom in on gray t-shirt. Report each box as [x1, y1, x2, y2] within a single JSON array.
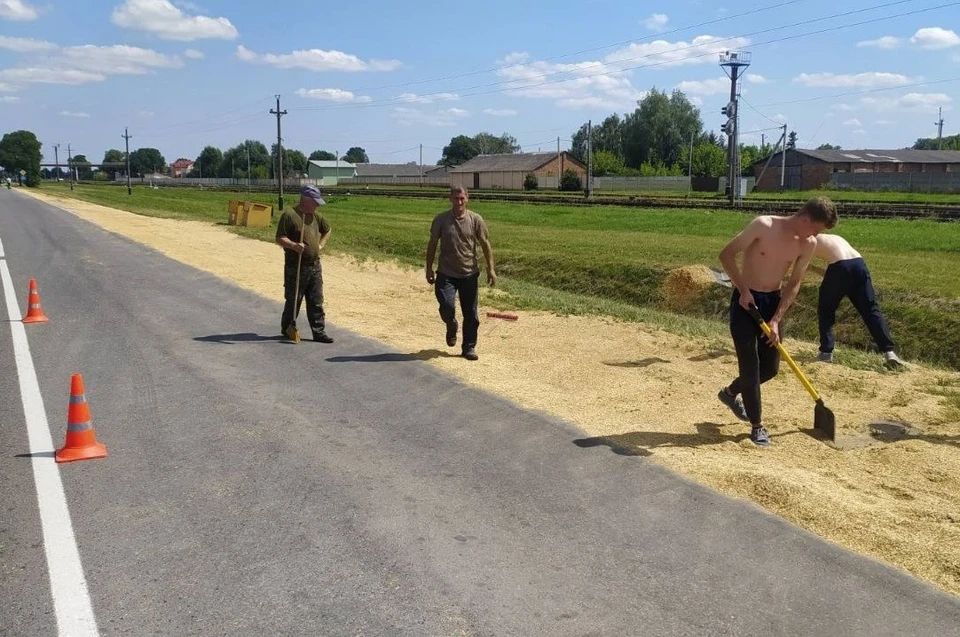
[[430, 209, 489, 278]]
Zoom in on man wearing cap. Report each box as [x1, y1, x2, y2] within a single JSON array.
[[275, 185, 334, 343]]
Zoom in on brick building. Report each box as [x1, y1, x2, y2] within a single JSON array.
[[449, 151, 586, 190], [752, 148, 960, 191], [169, 158, 194, 177]]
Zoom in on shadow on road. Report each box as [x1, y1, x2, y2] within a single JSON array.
[[602, 357, 670, 368], [193, 332, 285, 344], [573, 422, 753, 457], [15, 450, 55, 459], [326, 349, 454, 363]]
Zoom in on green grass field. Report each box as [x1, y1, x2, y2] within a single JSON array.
[[40, 182, 960, 370]]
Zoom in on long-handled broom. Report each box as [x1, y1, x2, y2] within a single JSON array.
[[284, 220, 307, 344], [747, 305, 836, 441]]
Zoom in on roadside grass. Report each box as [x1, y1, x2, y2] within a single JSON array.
[[40, 183, 960, 370]]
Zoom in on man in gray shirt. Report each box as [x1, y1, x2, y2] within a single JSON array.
[[425, 186, 497, 360]]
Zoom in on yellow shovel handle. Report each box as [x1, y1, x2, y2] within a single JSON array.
[[748, 306, 822, 403]]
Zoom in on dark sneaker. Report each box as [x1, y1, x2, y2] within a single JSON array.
[[462, 347, 478, 361], [445, 321, 458, 347], [750, 426, 771, 447], [717, 388, 749, 422], [313, 332, 334, 343], [817, 351, 833, 362]]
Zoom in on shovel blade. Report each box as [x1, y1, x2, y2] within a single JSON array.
[[814, 399, 836, 441]]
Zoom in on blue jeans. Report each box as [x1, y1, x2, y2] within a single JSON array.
[[435, 272, 479, 352], [818, 258, 895, 354]]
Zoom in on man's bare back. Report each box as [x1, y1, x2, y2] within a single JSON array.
[[733, 216, 817, 292], [813, 233, 861, 265]]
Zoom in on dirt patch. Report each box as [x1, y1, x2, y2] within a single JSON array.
[[24, 189, 960, 598]]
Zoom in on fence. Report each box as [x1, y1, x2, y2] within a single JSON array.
[[590, 176, 691, 192], [829, 172, 960, 193], [340, 176, 450, 187]]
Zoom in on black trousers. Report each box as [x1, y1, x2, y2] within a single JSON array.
[[818, 257, 895, 354], [435, 272, 479, 352], [281, 260, 325, 335], [728, 289, 782, 426]]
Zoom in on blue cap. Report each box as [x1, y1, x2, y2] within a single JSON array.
[[301, 184, 326, 205]]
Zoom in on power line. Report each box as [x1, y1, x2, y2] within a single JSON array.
[[292, 0, 930, 113], [753, 75, 960, 108]]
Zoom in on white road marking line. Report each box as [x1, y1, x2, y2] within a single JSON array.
[[0, 240, 100, 636]]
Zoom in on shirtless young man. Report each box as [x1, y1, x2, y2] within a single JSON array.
[[716, 197, 838, 446], [809, 233, 904, 369]]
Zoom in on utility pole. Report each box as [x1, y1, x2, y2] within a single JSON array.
[[53, 143, 60, 183], [935, 107, 945, 150], [66, 143, 75, 190], [586, 119, 592, 198], [557, 136, 561, 191], [270, 95, 287, 210], [720, 50, 751, 206], [419, 144, 423, 188], [122, 128, 132, 195], [336, 150, 339, 187], [246, 142, 251, 193], [780, 123, 787, 190], [688, 131, 695, 194]]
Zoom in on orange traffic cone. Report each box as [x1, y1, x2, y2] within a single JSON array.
[[22, 278, 49, 323], [55, 374, 107, 463]]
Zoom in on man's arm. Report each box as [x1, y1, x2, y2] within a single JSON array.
[[425, 235, 439, 284], [719, 218, 765, 303], [480, 237, 496, 286], [318, 229, 332, 251]]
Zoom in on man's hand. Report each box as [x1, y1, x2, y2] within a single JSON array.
[[738, 288, 756, 311], [293, 242, 305, 254], [764, 319, 781, 347], [487, 270, 497, 287], [425, 267, 435, 285]]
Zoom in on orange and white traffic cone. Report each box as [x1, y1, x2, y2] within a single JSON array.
[[22, 278, 49, 324], [55, 374, 107, 463]]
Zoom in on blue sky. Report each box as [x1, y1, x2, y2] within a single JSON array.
[[1, 0, 958, 166]]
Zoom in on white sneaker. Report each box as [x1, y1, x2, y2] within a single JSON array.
[[883, 351, 906, 369]]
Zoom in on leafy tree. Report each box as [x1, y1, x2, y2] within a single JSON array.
[[193, 145, 222, 177], [309, 150, 336, 161], [679, 141, 727, 177], [0, 130, 42, 186], [912, 135, 960, 151], [471, 132, 519, 155], [739, 145, 761, 177], [342, 147, 369, 163], [220, 140, 269, 178], [622, 88, 702, 170], [559, 169, 582, 191], [571, 114, 624, 162], [787, 130, 798, 149], [591, 150, 625, 176], [439, 132, 519, 166], [816, 143, 841, 150], [285, 149, 309, 176], [70, 154, 93, 180], [523, 173, 538, 190], [101, 149, 125, 178], [128, 148, 166, 176]]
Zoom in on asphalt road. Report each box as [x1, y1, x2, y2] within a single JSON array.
[[2, 188, 959, 636]]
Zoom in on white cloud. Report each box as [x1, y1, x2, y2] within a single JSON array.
[[859, 92, 952, 112], [0, 82, 17, 92], [643, 13, 668, 32], [842, 118, 862, 127], [856, 36, 901, 49], [496, 52, 530, 66], [874, 119, 895, 125], [0, 36, 56, 52], [676, 77, 729, 95], [0, 44, 183, 88], [793, 72, 915, 89], [111, 0, 238, 41], [745, 74, 768, 84], [0, 95, 19, 103], [295, 87, 372, 103], [910, 27, 960, 50], [391, 106, 469, 127], [236, 44, 401, 72], [60, 110, 90, 118], [0, 0, 38, 21], [852, 128, 866, 135], [139, 110, 155, 118], [604, 35, 752, 69], [396, 92, 459, 104], [184, 48, 204, 59], [483, 108, 517, 116]]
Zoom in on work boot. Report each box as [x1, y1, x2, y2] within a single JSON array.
[[817, 351, 834, 362], [750, 425, 771, 447], [462, 347, 478, 361], [717, 388, 749, 422], [445, 321, 458, 347], [313, 331, 334, 344], [883, 351, 905, 369]]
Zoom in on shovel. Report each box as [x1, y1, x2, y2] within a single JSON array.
[[746, 305, 836, 441], [284, 218, 307, 344]]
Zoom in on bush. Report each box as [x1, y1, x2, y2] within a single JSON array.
[[523, 173, 538, 191], [559, 169, 582, 192]]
